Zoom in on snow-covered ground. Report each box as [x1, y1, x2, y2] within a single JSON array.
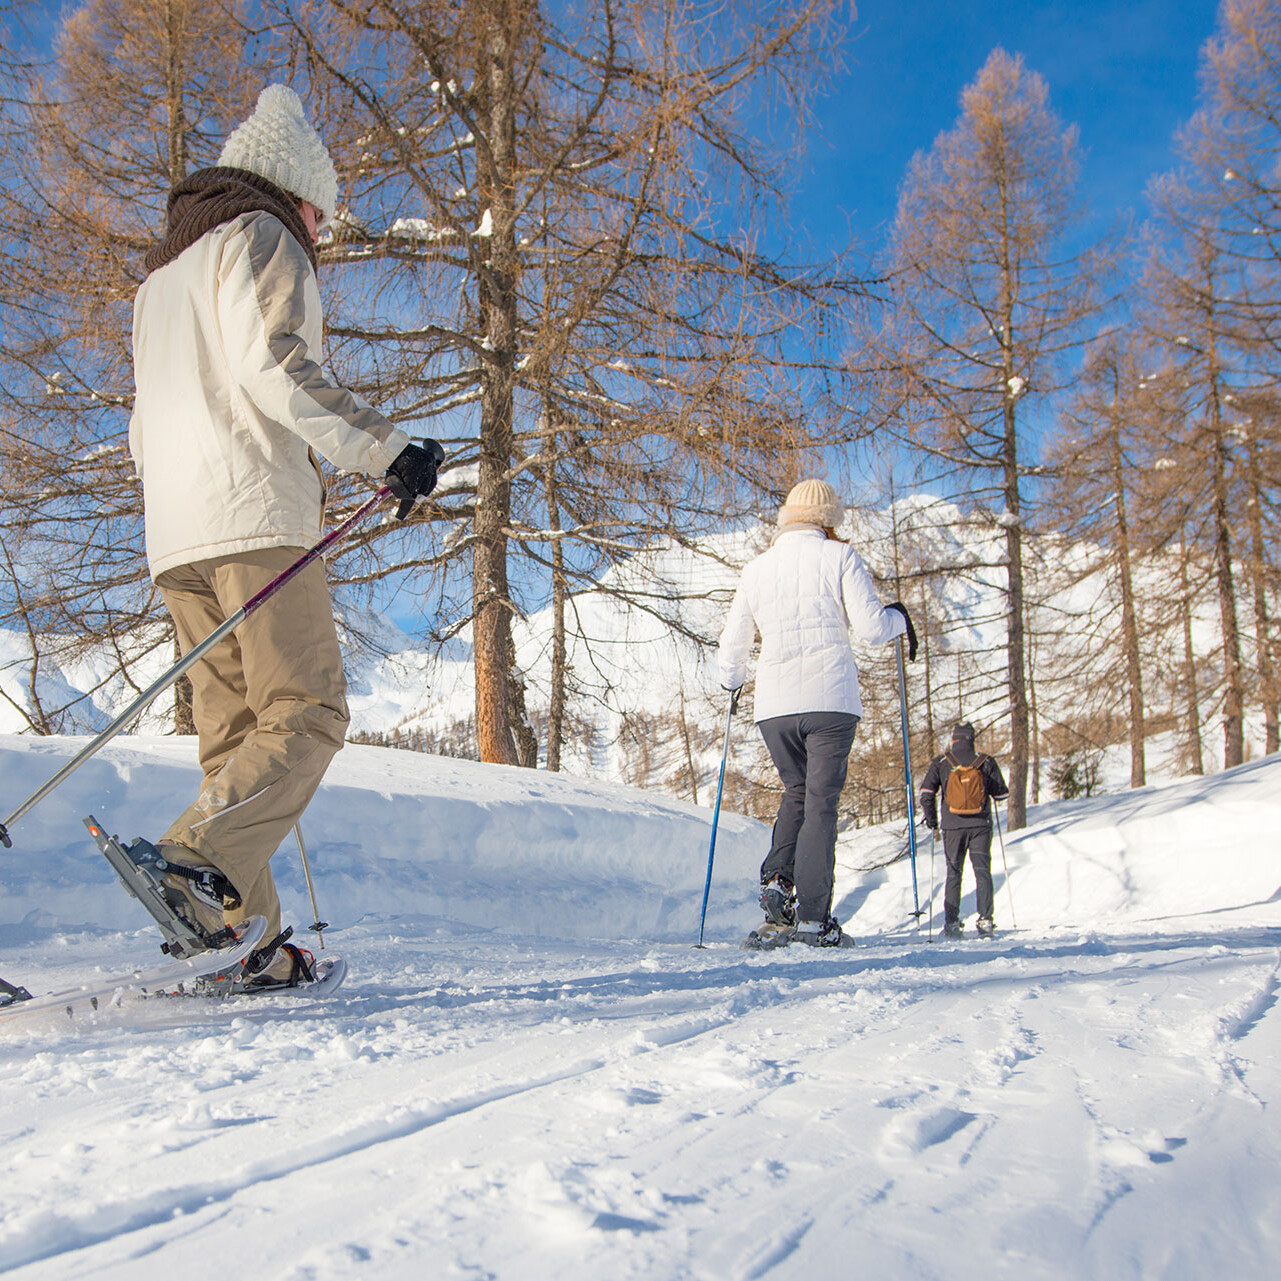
[[1, 734, 1279, 1279]]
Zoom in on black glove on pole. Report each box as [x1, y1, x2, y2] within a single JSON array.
[[921, 793, 939, 830], [386, 439, 445, 519], [886, 601, 918, 661]]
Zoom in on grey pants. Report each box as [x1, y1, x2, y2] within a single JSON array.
[[942, 826, 994, 923], [758, 712, 859, 922]]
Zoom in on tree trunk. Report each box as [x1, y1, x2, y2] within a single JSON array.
[[1025, 595, 1040, 806], [507, 644, 539, 768], [542, 417, 567, 773], [1208, 395, 1244, 767], [472, 17, 523, 766], [163, 0, 189, 185], [473, 440, 517, 763], [678, 695, 699, 805], [1111, 425, 1145, 787], [1002, 381, 1029, 829], [1245, 433, 1279, 753], [919, 579, 935, 751], [160, 3, 194, 745], [1179, 529, 1205, 776]]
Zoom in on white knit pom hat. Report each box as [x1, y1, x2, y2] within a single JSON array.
[[778, 478, 844, 529], [218, 84, 338, 226]]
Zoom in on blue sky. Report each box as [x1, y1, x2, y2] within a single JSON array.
[[793, 0, 1220, 255]]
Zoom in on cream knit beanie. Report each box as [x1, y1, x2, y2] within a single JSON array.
[[778, 478, 844, 529], [218, 84, 338, 226]]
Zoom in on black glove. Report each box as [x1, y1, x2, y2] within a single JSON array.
[[886, 601, 918, 661], [921, 794, 939, 830], [386, 439, 445, 519]]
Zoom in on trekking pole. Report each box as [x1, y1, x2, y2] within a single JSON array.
[[0, 483, 399, 850], [293, 823, 328, 951], [993, 803, 1017, 930], [695, 686, 741, 948], [895, 636, 923, 921]]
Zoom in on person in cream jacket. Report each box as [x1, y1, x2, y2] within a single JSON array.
[[718, 479, 916, 946], [129, 85, 440, 988]]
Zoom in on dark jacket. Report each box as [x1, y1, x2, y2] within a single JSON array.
[[920, 736, 1008, 831]]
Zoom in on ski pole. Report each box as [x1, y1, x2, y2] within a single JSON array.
[[293, 823, 328, 950], [0, 484, 397, 850], [696, 687, 741, 948], [895, 636, 923, 920], [993, 803, 1017, 929]]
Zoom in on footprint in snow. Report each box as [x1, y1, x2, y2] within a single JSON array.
[[879, 1104, 978, 1160]]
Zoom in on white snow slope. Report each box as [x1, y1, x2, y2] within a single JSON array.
[[1, 735, 1280, 1280]]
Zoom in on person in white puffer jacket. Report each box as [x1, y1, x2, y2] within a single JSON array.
[[718, 479, 916, 946], [127, 85, 442, 989]]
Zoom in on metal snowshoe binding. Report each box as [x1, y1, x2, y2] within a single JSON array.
[[84, 816, 241, 958], [237, 927, 317, 992], [0, 976, 32, 1007], [793, 916, 844, 947], [191, 926, 326, 998], [759, 875, 797, 927]]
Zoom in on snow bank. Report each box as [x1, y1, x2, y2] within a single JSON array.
[[0, 735, 763, 944], [3, 737, 1280, 949]]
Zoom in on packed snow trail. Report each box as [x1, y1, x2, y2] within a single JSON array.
[[1, 738, 1279, 1279]]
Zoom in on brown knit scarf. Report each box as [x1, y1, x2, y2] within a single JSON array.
[[144, 166, 318, 275]]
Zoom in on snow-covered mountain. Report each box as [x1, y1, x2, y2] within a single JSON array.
[[1, 734, 1278, 1277]]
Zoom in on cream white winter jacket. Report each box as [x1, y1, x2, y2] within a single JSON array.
[[717, 527, 906, 722], [129, 211, 409, 579]]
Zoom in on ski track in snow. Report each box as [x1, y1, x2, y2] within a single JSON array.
[[1, 741, 1281, 1278], [4, 929, 1280, 1279]]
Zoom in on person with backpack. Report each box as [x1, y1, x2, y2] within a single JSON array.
[[919, 723, 1009, 938], [717, 478, 915, 947]]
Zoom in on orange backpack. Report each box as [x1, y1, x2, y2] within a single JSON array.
[[944, 752, 988, 816]]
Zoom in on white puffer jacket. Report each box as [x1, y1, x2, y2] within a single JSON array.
[[717, 527, 906, 722], [129, 211, 409, 580]]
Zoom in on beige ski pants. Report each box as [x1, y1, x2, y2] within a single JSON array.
[[156, 546, 349, 938]]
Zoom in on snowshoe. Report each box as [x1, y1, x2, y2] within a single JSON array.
[[975, 917, 996, 937], [793, 917, 844, 948], [942, 920, 964, 939], [194, 927, 347, 998]]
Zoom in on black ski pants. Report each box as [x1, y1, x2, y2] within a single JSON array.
[[758, 712, 859, 922], [942, 826, 994, 923]]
